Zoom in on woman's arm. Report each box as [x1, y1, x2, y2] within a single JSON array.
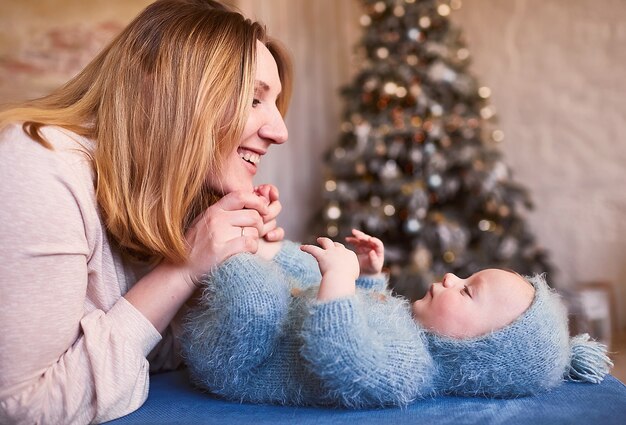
[[125, 191, 269, 334], [0, 134, 161, 424]]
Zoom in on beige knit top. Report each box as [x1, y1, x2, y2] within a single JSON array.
[[0, 124, 175, 424]]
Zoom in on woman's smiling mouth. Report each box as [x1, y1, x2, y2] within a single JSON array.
[[237, 147, 261, 165]]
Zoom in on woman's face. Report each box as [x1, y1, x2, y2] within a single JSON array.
[[412, 269, 535, 338], [207, 40, 288, 194]]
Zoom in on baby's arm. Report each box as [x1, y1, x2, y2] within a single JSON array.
[[300, 297, 433, 407], [345, 229, 388, 291], [345, 229, 384, 276], [300, 237, 359, 301], [180, 254, 290, 379], [272, 240, 322, 288]]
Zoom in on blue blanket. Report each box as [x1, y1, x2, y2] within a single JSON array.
[[106, 370, 626, 424]]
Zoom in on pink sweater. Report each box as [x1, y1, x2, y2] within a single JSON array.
[[0, 124, 175, 424]]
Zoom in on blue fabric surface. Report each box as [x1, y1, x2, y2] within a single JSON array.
[[106, 370, 626, 425]]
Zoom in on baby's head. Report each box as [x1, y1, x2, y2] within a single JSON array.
[[413, 271, 612, 397], [412, 269, 533, 338]]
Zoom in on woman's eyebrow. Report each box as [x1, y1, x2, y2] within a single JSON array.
[[255, 80, 281, 95], [255, 80, 270, 91]]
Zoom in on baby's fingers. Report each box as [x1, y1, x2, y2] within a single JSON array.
[[369, 249, 381, 264], [316, 237, 339, 250], [351, 229, 370, 239], [369, 236, 384, 253], [345, 235, 375, 250], [345, 236, 367, 250], [300, 244, 324, 259]]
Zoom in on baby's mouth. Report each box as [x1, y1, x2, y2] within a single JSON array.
[[237, 147, 261, 165]]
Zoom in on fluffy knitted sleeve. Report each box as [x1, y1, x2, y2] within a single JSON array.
[[300, 295, 434, 408], [180, 253, 290, 392], [356, 274, 388, 291], [272, 240, 321, 288], [273, 241, 388, 292]]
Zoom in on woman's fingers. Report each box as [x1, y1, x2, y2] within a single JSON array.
[[263, 199, 282, 221], [222, 233, 259, 258], [217, 190, 269, 215], [238, 226, 260, 240], [225, 209, 265, 235], [262, 220, 285, 242]]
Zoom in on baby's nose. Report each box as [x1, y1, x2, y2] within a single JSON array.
[[442, 273, 458, 288]]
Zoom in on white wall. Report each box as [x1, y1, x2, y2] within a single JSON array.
[[450, 0, 626, 328]]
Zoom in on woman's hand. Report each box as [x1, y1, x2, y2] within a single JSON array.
[[125, 191, 268, 333], [183, 190, 269, 286], [344, 229, 385, 276], [254, 184, 284, 242]]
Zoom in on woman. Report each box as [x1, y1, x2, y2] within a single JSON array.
[[0, 1, 292, 423]]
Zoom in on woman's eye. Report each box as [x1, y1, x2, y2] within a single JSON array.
[[252, 98, 261, 107]]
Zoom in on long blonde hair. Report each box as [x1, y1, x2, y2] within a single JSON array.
[[0, 0, 293, 263]]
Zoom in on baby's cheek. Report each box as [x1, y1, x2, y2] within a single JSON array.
[[433, 297, 460, 319], [431, 300, 474, 336]]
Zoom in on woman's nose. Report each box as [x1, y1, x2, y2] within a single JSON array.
[[259, 109, 288, 144]]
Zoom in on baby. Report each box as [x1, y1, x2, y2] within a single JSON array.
[[302, 230, 535, 340], [181, 230, 612, 407]]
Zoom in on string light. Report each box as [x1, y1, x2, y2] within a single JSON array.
[[437, 4, 451, 16]]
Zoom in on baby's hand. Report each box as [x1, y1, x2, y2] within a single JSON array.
[[254, 184, 284, 242], [301, 237, 359, 301], [344, 229, 384, 275], [301, 237, 359, 279]]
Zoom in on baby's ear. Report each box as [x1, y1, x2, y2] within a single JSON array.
[[564, 333, 613, 383]]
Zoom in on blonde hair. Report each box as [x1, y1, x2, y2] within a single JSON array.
[[0, 0, 293, 263]]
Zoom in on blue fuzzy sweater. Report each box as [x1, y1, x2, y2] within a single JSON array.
[[180, 241, 434, 407]]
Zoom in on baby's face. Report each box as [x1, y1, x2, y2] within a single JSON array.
[[411, 269, 534, 338]]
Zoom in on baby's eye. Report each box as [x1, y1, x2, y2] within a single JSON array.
[[252, 98, 261, 107], [462, 285, 472, 298]]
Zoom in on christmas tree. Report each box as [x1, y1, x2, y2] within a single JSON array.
[[315, 0, 552, 300]]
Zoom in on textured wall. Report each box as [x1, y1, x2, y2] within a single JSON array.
[[449, 0, 626, 327], [0, 0, 153, 102]]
